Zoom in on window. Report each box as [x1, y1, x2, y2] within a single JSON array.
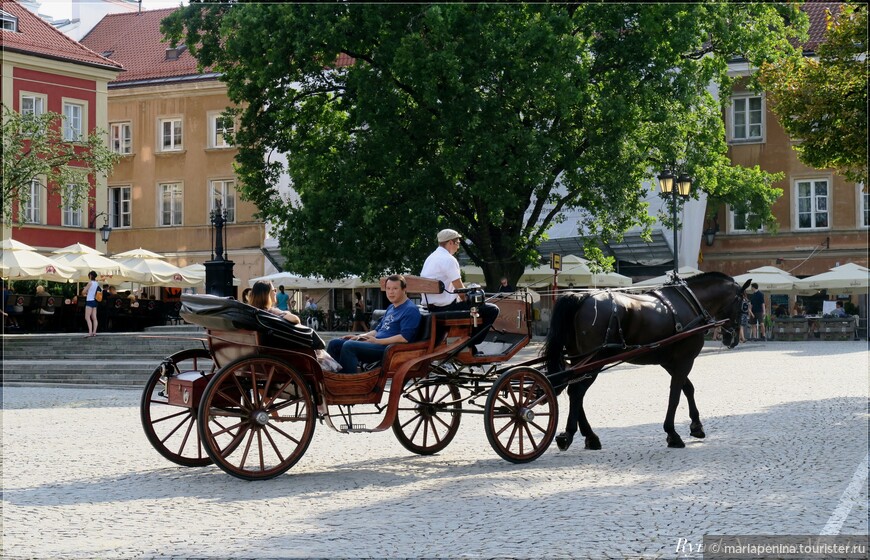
[[731, 95, 763, 142], [795, 179, 829, 229], [62, 185, 82, 227], [63, 102, 84, 141], [730, 208, 764, 233], [110, 122, 132, 154], [159, 183, 183, 226], [22, 178, 41, 224], [21, 94, 45, 117], [209, 179, 236, 223], [211, 114, 234, 148], [859, 183, 869, 229], [159, 118, 183, 151], [109, 186, 131, 228], [1, 10, 18, 31]]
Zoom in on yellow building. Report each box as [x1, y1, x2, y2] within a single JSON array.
[[81, 8, 266, 291]]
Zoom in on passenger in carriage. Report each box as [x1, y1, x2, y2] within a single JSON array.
[[326, 274, 421, 373], [420, 228, 498, 355], [249, 281, 301, 324]]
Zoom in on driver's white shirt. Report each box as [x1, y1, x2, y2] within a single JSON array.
[[420, 246, 460, 307]]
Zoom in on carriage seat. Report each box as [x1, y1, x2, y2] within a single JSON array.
[[180, 293, 325, 350]]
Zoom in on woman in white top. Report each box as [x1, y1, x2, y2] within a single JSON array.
[[82, 270, 101, 337]]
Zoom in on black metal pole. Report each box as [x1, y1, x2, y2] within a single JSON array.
[[672, 188, 679, 276]]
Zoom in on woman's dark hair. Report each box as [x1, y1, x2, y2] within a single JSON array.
[[355, 292, 362, 299], [88, 270, 97, 280], [249, 281, 274, 310]]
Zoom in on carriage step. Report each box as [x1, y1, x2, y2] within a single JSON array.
[[340, 424, 369, 432]]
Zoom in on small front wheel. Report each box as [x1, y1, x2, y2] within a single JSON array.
[[198, 356, 316, 481], [484, 367, 557, 463], [392, 367, 461, 455]]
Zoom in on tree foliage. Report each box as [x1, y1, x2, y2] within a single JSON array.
[[757, 3, 868, 185], [164, 2, 806, 287], [1, 105, 119, 226]]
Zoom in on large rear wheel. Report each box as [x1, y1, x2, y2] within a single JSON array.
[[197, 356, 316, 480], [484, 367, 557, 463], [392, 367, 461, 455], [140, 348, 215, 467]]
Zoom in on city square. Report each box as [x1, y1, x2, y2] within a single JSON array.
[[2, 340, 867, 559]]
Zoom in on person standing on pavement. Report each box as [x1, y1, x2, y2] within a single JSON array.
[[275, 285, 290, 311], [82, 270, 101, 337], [419, 228, 498, 354], [749, 283, 766, 340]]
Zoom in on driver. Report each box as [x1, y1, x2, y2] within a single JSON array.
[[420, 228, 498, 355]]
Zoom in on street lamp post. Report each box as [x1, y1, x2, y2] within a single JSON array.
[[658, 168, 692, 279]]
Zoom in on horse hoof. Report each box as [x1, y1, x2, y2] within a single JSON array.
[[555, 432, 573, 451], [690, 422, 706, 439], [584, 436, 602, 450], [667, 434, 685, 448]]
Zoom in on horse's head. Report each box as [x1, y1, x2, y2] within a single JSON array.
[[720, 278, 751, 348], [686, 272, 751, 349]]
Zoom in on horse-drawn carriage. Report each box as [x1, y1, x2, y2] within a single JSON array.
[[141, 273, 748, 480]]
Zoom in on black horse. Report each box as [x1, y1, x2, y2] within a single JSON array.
[[542, 272, 751, 450]]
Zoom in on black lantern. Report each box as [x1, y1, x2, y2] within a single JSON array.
[[658, 168, 693, 277]]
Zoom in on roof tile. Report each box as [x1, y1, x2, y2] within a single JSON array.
[[1, 0, 123, 70]]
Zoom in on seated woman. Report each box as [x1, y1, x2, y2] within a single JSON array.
[[326, 274, 421, 373], [248, 281, 301, 324]]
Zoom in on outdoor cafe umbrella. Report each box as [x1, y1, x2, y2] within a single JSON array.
[[519, 254, 594, 288], [249, 271, 351, 290], [793, 263, 870, 294], [112, 255, 203, 288], [632, 266, 703, 287], [112, 247, 165, 259], [733, 266, 801, 292], [51, 243, 142, 285], [591, 271, 633, 288], [1, 239, 76, 282]]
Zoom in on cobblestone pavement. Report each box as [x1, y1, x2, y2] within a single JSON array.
[[2, 340, 867, 559]]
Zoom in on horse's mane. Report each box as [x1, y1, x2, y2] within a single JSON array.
[[685, 271, 734, 284]]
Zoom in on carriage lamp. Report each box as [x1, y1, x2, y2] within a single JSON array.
[[658, 168, 693, 278], [99, 217, 112, 244]]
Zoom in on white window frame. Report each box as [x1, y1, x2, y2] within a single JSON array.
[[1, 10, 18, 31], [729, 94, 765, 143], [209, 112, 234, 148], [110, 122, 132, 154], [858, 183, 869, 229], [159, 182, 183, 226], [794, 177, 831, 230], [209, 179, 236, 223], [22, 177, 43, 224], [109, 185, 132, 229], [20, 92, 46, 117], [62, 99, 87, 142], [158, 117, 183, 152], [61, 184, 83, 227], [728, 207, 765, 233]]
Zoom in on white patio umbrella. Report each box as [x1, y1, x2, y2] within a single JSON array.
[[112, 247, 165, 259], [51, 244, 142, 284], [633, 266, 703, 287], [113, 255, 203, 288], [591, 271, 633, 288], [249, 271, 350, 289], [733, 266, 801, 292], [793, 263, 870, 294], [1, 242, 76, 282], [519, 254, 594, 288]]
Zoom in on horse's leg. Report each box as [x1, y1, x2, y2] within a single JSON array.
[[555, 382, 581, 451], [681, 379, 705, 439], [664, 370, 688, 448], [555, 374, 601, 451]]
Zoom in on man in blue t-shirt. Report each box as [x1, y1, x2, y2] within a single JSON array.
[[326, 274, 421, 373]]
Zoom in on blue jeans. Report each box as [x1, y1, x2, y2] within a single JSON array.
[[326, 338, 387, 373]]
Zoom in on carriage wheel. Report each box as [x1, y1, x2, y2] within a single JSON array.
[[140, 348, 215, 467], [197, 356, 316, 481], [392, 367, 462, 455], [484, 367, 558, 464]]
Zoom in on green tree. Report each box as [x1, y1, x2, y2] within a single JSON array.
[[164, 2, 806, 287], [1, 105, 119, 226], [757, 3, 868, 185]]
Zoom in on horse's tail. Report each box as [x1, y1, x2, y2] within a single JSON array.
[[542, 293, 588, 376]]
